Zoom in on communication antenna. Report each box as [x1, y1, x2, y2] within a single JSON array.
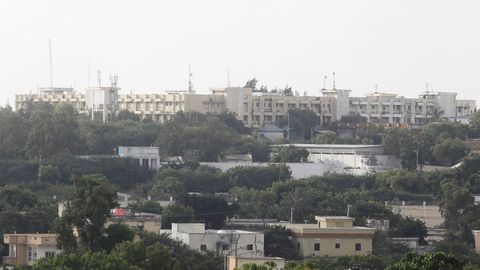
[[188, 63, 193, 92], [375, 84, 378, 92], [227, 70, 231, 88], [425, 82, 429, 92], [322, 75, 327, 90], [48, 39, 53, 92], [109, 73, 118, 87], [88, 59, 91, 87], [97, 70, 102, 87], [332, 72, 336, 90]]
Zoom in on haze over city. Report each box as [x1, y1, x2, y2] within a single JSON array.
[[1, 0, 479, 106]]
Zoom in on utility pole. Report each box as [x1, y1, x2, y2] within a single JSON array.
[[290, 207, 295, 224], [38, 152, 42, 183], [347, 204, 351, 217], [287, 112, 290, 140], [466, 130, 469, 159], [48, 39, 53, 92]]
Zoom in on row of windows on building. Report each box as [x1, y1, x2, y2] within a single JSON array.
[[200, 244, 254, 252], [303, 242, 362, 252], [27, 247, 55, 262]]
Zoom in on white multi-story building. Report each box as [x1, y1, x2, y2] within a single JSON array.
[[15, 87, 87, 114], [15, 85, 476, 127], [168, 223, 264, 257], [349, 91, 475, 125]]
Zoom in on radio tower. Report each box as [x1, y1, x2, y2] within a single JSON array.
[[49, 39, 53, 93], [188, 64, 193, 93]]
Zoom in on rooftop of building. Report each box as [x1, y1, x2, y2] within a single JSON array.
[[258, 125, 284, 133], [285, 223, 374, 230], [273, 143, 382, 149]]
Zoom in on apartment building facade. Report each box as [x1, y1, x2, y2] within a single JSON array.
[[15, 87, 87, 114], [285, 216, 375, 257], [3, 234, 60, 266], [223, 87, 342, 128], [15, 86, 475, 128], [349, 91, 475, 125]]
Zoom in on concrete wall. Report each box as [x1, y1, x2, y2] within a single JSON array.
[[394, 205, 444, 228]]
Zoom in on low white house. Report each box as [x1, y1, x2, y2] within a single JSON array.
[[168, 223, 264, 257]]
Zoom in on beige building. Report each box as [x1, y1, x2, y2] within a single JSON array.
[[223, 87, 340, 128], [107, 209, 162, 234], [349, 91, 475, 125], [227, 256, 285, 270], [15, 87, 87, 114], [285, 216, 375, 257], [15, 86, 475, 128], [3, 234, 61, 266], [116, 90, 225, 122]]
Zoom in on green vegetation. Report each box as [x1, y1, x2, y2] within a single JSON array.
[[2, 104, 480, 269]]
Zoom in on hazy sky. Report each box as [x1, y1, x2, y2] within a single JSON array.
[[1, 0, 479, 106]]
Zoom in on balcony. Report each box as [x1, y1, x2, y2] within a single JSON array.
[[3, 256, 18, 265]]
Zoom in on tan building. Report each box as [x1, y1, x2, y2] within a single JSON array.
[[285, 216, 375, 257], [15, 87, 87, 114], [223, 87, 340, 128], [227, 256, 285, 270], [116, 91, 225, 122], [15, 86, 475, 129], [3, 234, 60, 266], [107, 211, 162, 234]]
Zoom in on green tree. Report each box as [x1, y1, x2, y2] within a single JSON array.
[[277, 109, 319, 141], [128, 200, 163, 214], [161, 203, 195, 229], [272, 145, 309, 163], [226, 164, 291, 189], [432, 138, 466, 166], [55, 174, 117, 251], [264, 226, 299, 260], [389, 217, 428, 244], [116, 109, 141, 121], [143, 242, 181, 270], [0, 106, 28, 158], [100, 223, 135, 251], [149, 176, 186, 201], [386, 252, 465, 270], [184, 194, 239, 229]]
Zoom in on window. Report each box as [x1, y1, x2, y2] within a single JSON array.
[[200, 244, 207, 251], [355, 243, 362, 251], [246, 244, 253, 251], [45, 251, 55, 258], [314, 243, 320, 251], [222, 245, 229, 251], [9, 244, 16, 258], [27, 247, 38, 262], [335, 243, 341, 249]]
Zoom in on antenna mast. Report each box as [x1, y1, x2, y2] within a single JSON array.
[[332, 72, 336, 90], [188, 64, 193, 92], [49, 39, 53, 92], [227, 70, 231, 88]]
